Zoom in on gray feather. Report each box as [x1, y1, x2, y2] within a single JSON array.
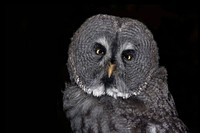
[[63, 14, 188, 133]]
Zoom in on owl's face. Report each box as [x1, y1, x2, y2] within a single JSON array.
[[68, 15, 159, 99]]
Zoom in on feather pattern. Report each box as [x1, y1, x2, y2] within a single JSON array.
[[63, 14, 188, 133]]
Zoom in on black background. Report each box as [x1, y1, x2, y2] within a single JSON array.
[[6, 4, 198, 133]]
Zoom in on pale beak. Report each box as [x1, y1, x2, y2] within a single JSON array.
[[108, 62, 116, 78]]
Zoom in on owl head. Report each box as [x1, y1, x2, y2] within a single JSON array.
[[67, 14, 159, 99]]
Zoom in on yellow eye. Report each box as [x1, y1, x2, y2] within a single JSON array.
[[96, 48, 104, 55], [94, 43, 106, 56], [126, 55, 132, 60], [122, 50, 135, 61], [123, 54, 133, 61]]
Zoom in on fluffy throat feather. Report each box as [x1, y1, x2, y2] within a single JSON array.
[[73, 68, 155, 99]]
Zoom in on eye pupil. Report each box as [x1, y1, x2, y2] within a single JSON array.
[[122, 50, 135, 61], [96, 49, 104, 55], [124, 54, 132, 60], [94, 43, 106, 56], [127, 55, 132, 60]]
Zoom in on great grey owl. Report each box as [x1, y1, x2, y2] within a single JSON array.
[[63, 14, 188, 133]]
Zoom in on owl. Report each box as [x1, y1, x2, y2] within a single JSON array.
[[63, 14, 188, 133]]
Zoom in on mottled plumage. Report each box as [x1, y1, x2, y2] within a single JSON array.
[[63, 14, 188, 133]]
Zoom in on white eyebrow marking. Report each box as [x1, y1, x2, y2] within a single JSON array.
[[96, 37, 109, 50], [96, 37, 111, 66], [118, 42, 134, 55], [123, 42, 133, 50]]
